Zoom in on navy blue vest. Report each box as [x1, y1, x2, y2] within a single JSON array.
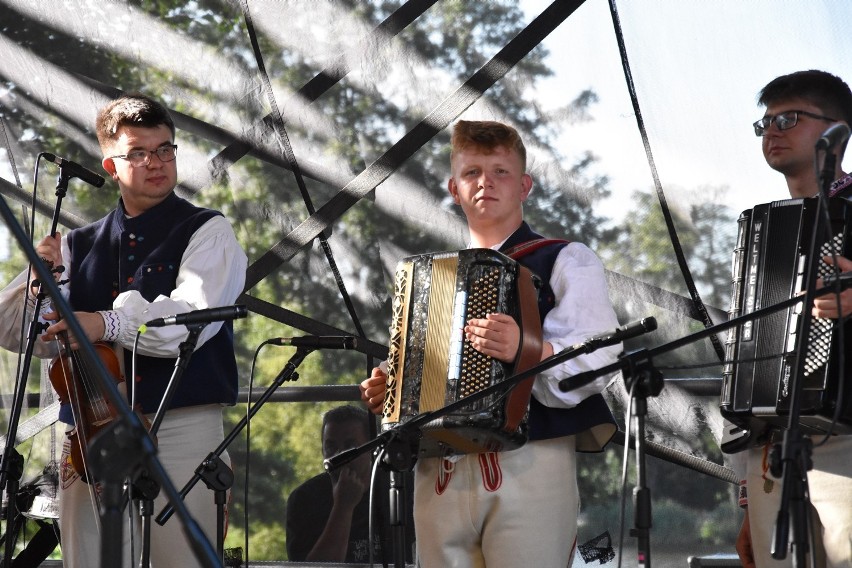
[[65, 192, 239, 417], [500, 222, 616, 448]]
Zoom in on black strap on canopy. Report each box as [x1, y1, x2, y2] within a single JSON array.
[[244, 0, 588, 290]]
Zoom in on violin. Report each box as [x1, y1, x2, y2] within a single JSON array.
[[47, 338, 154, 481], [34, 243, 154, 481]]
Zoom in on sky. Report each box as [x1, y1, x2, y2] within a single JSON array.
[[2, 0, 851, 246], [521, 0, 851, 223]]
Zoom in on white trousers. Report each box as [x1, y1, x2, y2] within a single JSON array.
[[413, 436, 578, 568], [746, 435, 852, 568], [58, 405, 229, 568]]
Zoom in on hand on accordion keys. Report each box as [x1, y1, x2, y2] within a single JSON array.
[[463, 313, 522, 363], [814, 255, 852, 319]]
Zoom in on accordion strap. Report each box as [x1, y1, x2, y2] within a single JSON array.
[[501, 237, 568, 432], [503, 264, 544, 432], [504, 238, 571, 260]]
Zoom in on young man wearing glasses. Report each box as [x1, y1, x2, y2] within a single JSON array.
[[736, 70, 852, 568], [0, 93, 247, 567]]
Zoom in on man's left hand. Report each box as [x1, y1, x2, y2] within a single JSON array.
[[464, 313, 519, 363]]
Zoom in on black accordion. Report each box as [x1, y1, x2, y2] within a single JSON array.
[[381, 249, 542, 458], [721, 197, 852, 452]]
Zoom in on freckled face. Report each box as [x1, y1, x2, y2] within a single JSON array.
[[447, 146, 532, 230]]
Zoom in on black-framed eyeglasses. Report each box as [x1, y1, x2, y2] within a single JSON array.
[[109, 144, 178, 167], [753, 110, 836, 136]]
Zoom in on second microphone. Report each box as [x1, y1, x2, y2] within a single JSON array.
[[269, 336, 358, 350]]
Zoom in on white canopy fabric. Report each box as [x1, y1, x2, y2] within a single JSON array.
[[1, 1, 849, 563]]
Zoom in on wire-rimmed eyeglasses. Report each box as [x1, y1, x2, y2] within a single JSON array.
[[109, 144, 178, 167], [753, 110, 836, 136]]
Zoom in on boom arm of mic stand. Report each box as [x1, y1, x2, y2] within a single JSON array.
[[556, 289, 822, 394], [155, 347, 312, 527], [324, 330, 646, 473]]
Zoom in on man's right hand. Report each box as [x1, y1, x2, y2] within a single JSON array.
[[360, 367, 387, 415], [331, 465, 368, 512]]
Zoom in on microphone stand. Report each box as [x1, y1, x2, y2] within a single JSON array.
[[135, 323, 215, 567], [324, 320, 657, 462], [154, 346, 312, 535], [551, 277, 852, 565], [325, 322, 659, 568], [621, 351, 663, 568], [1, 167, 74, 567], [770, 145, 843, 566], [0, 191, 221, 568]]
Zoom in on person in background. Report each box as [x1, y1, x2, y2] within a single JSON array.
[[286, 404, 414, 563], [0, 93, 247, 567], [736, 69, 852, 568], [360, 120, 622, 567]]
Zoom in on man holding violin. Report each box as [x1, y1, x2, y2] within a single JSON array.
[[0, 93, 247, 567]]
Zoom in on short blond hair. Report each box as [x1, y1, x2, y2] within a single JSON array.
[[450, 120, 527, 170]]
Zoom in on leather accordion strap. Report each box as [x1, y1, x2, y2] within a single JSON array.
[[503, 238, 570, 259], [500, 238, 568, 432], [503, 264, 543, 432]]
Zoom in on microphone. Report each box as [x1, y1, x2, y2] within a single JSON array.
[[268, 336, 358, 350], [143, 305, 247, 328], [815, 123, 851, 151], [42, 153, 105, 188], [574, 317, 658, 351]]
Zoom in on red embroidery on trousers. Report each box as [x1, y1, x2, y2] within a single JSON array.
[[435, 458, 454, 495], [567, 535, 577, 567], [478, 452, 502, 492]]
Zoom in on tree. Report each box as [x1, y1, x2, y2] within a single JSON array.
[[0, 1, 618, 561]]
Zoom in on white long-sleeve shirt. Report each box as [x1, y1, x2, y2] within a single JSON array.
[[491, 240, 622, 409], [0, 215, 247, 360]]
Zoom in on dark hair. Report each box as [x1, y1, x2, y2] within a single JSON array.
[[321, 405, 370, 441], [95, 93, 176, 152], [451, 120, 527, 170], [758, 70, 852, 126]]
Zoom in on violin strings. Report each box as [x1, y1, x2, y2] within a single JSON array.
[[50, 337, 103, 530]]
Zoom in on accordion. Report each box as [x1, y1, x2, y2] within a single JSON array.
[[720, 197, 852, 452], [381, 248, 542, 458]]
